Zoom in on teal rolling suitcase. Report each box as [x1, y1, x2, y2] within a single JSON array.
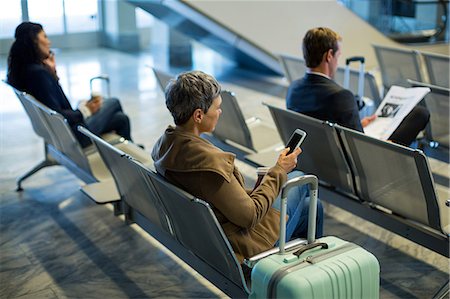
[[248, 175, 380, 299]]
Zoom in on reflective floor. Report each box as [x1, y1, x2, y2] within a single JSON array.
[[0, 47, 449, 298]]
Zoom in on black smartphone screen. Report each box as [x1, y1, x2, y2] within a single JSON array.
[[286, 132, 302, 155]]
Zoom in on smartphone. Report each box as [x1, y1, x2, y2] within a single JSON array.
[[285, 129, 307, 155]]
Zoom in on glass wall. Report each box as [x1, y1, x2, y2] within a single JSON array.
[[0, 0, 23, 38], [1, 0, 98, 37], [339, 0, 449, 43], [28, 0, 65, 35], [65, 0, 99, 33]]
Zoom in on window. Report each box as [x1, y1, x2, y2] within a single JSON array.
[[0, 0, 22, 38], [65, 0, 98, 33], [28, 0, 64, 35]]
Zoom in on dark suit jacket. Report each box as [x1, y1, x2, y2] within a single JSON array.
[[286, 73, 363, 132], [22, 64, 90, 146]]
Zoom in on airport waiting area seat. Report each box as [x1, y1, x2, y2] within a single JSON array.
[[8, 84, 150, 205], [151, 67, 282, 153], [421, 51, 450, 88], [214, 90, 282, 152], [79, 125, 311, 298], [265, 104, 356, 196], [339, 127, 448, 238], [79, 126, 250, 297], [261, 104, 449, 258], [409, 80, 450, 149], [372, 44, 423, 92], [278, 53, 308, 83], [278, 53, 382, 107]]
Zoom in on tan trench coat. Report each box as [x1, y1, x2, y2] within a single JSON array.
[[151, 126, 287, 263]]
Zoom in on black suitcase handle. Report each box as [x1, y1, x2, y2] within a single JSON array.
[[293, 242, 328, 257], [346, 56, 365, 65]]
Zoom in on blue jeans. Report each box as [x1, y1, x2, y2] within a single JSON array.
[[272, 171, 324, 246], [86, 97, 131, 141]]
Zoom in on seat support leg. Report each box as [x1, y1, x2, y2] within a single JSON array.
[[16, 159, 58, 191]]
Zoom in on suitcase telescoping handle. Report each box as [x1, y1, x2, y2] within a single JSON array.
[[279, 175, 318, 254], [90, 75, 111, 99], [343, 56, 365, 99]]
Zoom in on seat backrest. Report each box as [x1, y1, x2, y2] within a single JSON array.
[[334, 67, 382, 107], [338, 126, 442, 232], [278, 54, 308, 83], [152, 68, 173, 93], [8, 84, 58, 146], [409, 80, 450, 148], [373, 44, 423, 91], [421, 52, 450, 88], [148, 171, 249, 294], [78, 126, 173, 234], [32, 99, 92, 174], [265, 104, 355, 195], [213, 90, 255, 151]]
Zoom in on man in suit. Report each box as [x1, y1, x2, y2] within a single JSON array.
[[286, 27, 429, 146]]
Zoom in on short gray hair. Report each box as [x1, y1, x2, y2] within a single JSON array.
[[165, 71, 221, 125]]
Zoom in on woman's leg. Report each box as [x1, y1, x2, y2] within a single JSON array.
[[272, 170, 324, 245], [86, 98, 132, 140]]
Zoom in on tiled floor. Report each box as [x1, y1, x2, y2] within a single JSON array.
[[1, 47, 449, 298]]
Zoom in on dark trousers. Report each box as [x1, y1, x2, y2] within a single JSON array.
[[388, 105, 430, 146], [86, 97, 131, 141]]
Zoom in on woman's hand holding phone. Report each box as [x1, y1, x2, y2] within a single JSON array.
[[276, 128, 306, 173], [277, 147, 301, 173]]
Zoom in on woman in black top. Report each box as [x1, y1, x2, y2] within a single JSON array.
[[7, 22, 132, 147]]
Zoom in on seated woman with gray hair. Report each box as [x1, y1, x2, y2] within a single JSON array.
[[152, 71, 323, 263]]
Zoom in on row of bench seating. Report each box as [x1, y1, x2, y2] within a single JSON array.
[[9, 81, 309, 298], [81, 81, 448, 295], [279, 44, 449, 97], [77, 126, 253, 297], [9, 84, 151, 207], [151, 68, 449, 259], [153, 67, 449, 257], [373, 44, 449, 90], [248, 103, 449, 258], [278, 52, 450, 149], [8, 70, 449, 296]]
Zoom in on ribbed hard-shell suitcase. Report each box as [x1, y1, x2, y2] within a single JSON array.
[[248, 175, 380, 299]]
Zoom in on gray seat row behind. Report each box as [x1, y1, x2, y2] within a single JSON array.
[[8, 83, 151, 207], [278, 51, 450, 149], [254, 103, 449, 258], [372, 44, 449, 90], [279, 46, 449, 100]]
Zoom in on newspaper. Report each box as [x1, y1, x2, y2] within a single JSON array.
[[364, 85, 430, 140]]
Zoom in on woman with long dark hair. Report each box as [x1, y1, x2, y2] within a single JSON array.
[[7, 22, 132, 147]]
